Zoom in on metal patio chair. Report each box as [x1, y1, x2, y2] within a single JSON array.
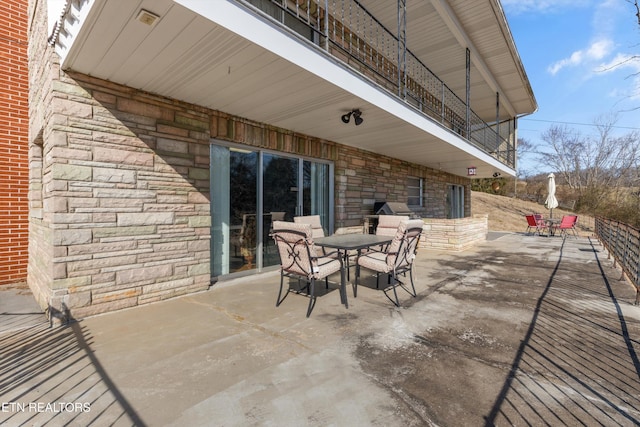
[[272, 221, 345, 317], [355, 219, 424, 306], [372, 215, 409, 251]]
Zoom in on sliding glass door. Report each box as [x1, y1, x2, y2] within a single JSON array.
[[262, 154, 300, 269], [211, 143, 333, 278]]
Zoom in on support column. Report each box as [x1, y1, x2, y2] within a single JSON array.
[[496, 92, 500, 155], [465, 47, 471, 138], [397, 0, 406, 99]]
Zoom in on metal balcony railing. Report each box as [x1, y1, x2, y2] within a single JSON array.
[[595, 216, 640, 305], [241, 0, 516, 169]]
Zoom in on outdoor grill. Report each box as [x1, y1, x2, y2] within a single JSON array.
[[374, 202, 414, 216], [364, 201, 418, 234]]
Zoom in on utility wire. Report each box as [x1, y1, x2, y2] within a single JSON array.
[[521, 118, 640, 131]]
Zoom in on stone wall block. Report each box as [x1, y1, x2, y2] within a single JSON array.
[[92, 287, 142, 305], [54, 229, 92, 246], [52, 164, 92, 181], [142, 277, 193, 295], [67, 240, 137, 256], [187, 191, 209, 204], [157, 137, 189, 154], [94, 188, 155, 199], [53, 97, 92, 119], [50, 146, 92, 161], [175, 114, 209, 131], [94, 146, 154, 167], [117, 98, 164, 119], [188, 167, 209, 181], [117, 212, 174, 227], [52, 276, 91, 291], [116, 264, 173, 285], [156, 123, 189, 138], [64, 290, 92, 308], [188, 239, 210, 252], [93, 225, 156, 239], [188, 261, 210, 276], [53, 213, 92, 224], [52, 80, 91, 98], [188, 215, 211, 228], [93, 167, 136, 184]]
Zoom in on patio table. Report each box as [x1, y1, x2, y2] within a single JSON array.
[[315, 234, 393, 289], [545, 218, 561, 236]]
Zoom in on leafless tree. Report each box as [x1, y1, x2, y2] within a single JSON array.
[[537, 115, 640, 211], [629, 0, 640, 26]]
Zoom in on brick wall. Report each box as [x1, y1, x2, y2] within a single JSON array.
[[0, 0, 29, 285]]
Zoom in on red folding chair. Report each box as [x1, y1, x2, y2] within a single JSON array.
[[555, 215, 578, 239], [525, 215, 548, 236]]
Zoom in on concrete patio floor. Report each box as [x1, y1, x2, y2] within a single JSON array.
[[2, 232, 640, 426]]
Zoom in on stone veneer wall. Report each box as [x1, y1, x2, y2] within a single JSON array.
[[420, 214, 488, 251], [31, 71, 214, 320], [28, 0, 472, 320], [334, 145, 470, 233], [28, 0, 212, 319], [28, 0, 56, 315]]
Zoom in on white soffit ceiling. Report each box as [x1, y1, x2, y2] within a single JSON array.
[[55, 0, 534, 178]]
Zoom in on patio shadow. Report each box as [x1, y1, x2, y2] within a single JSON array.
[[0, 314, 145, 426], [484, 237, 640, 426]]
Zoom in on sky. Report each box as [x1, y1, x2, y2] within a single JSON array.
[[501, 0, 640, 175]]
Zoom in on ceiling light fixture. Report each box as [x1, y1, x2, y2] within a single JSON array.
[[341, 109, 363, 126], [136, 9, 160, 26]]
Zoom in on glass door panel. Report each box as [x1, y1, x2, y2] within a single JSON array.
[[211, 146, 258, 276], [446, 184, 464, 219], [302, 161, 330, 235], [262, 154, 299, 268]]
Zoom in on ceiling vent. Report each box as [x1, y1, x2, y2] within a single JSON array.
[[136, 9, 160, 26]]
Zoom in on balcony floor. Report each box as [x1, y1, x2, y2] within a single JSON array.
[[3, 233, 640, 426]]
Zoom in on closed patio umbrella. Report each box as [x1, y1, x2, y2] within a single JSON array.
[[545, 173, 559, 218]]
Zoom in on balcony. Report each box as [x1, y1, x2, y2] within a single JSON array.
[[242, 0, 518, 168]]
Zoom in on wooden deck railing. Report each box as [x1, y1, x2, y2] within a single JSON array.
[[595, 216, 640, 305]]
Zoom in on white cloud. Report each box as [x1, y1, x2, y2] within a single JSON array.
[[547, 39, 614, 75], [502, 0, 590, 15]]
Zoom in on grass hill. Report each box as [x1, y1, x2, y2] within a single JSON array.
[[470, 191, 594, 236]]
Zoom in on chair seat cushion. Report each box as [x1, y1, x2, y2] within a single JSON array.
[[313, 256, 342, 278], [357, 251, 390, 273]]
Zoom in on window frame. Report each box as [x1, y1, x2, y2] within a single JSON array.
[[407, 176, 423, 207]]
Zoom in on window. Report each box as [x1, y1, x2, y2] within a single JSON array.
[[407, 177, 423, 207]]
